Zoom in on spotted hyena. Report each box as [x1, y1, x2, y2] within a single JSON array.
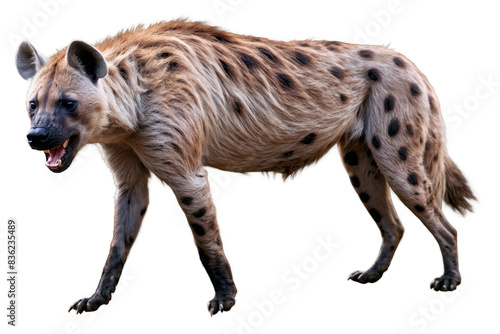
[[16, 20, 475, 315]]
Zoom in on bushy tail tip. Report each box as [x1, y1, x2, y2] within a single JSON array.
[[444, 156, 476, 215]]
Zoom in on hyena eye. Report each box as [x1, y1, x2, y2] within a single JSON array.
[[29, 101, 37, 112], [62, 100, 78, 112]]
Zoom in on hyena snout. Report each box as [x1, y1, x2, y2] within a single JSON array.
[[27, 125, 80, 173], [27, 127, 50, 148]]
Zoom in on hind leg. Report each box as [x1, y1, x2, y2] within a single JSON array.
[[366, 132, 460, 291], [339, 137, 404, 283]]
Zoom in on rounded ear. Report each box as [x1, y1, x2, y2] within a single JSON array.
[[66, 40, 108, 83], [16, 41, 47, 80]]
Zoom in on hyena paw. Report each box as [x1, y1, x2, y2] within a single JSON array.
[[348, 269, 383, 284], [207, 294, 235, 316], [430, 273, 461, 291], [68, 292, 109, 314]]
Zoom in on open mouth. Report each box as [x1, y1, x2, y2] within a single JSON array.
[[42, 135, 78, 172]]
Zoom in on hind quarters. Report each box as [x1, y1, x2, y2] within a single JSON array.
[[339, 53, 473, 289]]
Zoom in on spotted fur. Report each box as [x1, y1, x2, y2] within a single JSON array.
[[16, 19, 475, 315]]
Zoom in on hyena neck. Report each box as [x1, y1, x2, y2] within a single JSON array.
[[97, 53, 146, 143]]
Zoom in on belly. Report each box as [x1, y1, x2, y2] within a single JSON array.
[[201, 124, 342, 176]]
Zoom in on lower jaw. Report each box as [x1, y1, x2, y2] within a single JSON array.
[[46, 161, 69, 173], [45, 159, 63, 169], [45, 155, 72, 173]]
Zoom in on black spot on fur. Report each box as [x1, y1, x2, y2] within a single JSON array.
[[366, 149, 372, 158], [191, 223, 205, 236], [329, 66, 344, 79], [372, 136, 381, 149], [300, 133, 316, 144], [325, 41, 341, 46], [414, 205, 425, 212], [388, 119, 400, 136], [299, 42, 310, 47], [398, 147, 408, 161], [172, 126, 185, 139], [161, 132, 173, 138], [156, 52, 171, 59], [181, 197, 193, 205], [140, 208, 147, 216], [293, 51, 310, 65], [277, 73, 293, 88], [350, 176, 360, 188], [168, 62, 177, 71], [368, 68, 380, 81], [340, 94, 348, 103], [240, 53, 257, 69], [234, 101, 242, 114], [327, 46, 336, 51], [171, 143, 182, 154], [408, 173, 419, 185], [359, 50, 373, 58], [369, 208, 382, 222], [215, 34, 232, 43], [344, 151, 359, 166], [359, 193, 370, 203], [283, 151, 294, 158], [393, 57, 405, 67], [406, 124, 414, 136], [151, 145, 164, 151], [384, 95, 395, 112], [193, 208, 206, 218], [118, 66, 127, 81], [410, 84, 421, 96], [257, 48, 277, 62], [220, 59, 233, 78]]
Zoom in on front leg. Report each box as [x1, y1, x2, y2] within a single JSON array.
[[69, 143, 150, 313], [171, 168, 237, 316]]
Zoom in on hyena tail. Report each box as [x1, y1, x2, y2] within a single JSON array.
[[443, 155, 476, 215]]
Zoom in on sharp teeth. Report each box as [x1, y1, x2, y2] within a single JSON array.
[[58, 159, 62, 167], [63, 138, 69, 149]]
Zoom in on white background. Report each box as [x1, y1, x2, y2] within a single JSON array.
[[1, 0, 499, 333]]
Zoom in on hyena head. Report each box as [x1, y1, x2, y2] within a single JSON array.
[[16, 41, 109, 173]]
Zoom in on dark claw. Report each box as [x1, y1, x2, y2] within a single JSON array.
[[68, 298, 87, 313], [76, 298, 88, 314], [348, 270, 363, 281], [208, 302, 216, 317], [207, 295, 235, 317], [68, 292, 108, 314], [348, 269, 382, 284]]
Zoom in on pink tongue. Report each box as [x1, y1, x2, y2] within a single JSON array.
[[45, 146, 66, 168]]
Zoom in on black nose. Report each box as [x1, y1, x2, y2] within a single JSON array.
[[27, 127, 50, 148]]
